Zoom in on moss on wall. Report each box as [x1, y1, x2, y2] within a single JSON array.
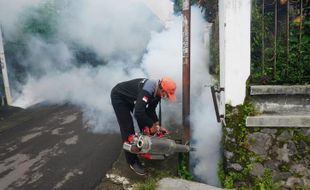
[[220, 102, 310, 189]]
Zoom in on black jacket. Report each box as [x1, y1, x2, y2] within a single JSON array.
[[112, 78, 160, 128]]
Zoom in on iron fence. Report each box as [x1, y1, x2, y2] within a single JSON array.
[[251, 0, 310, 84]]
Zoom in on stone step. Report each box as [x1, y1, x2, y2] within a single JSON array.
[[250, 85, 310, 115], [250, 85, 310, 95], [246, 115, 310, 127], [157, 178, 226, 190], [253, 101, 310, 115]]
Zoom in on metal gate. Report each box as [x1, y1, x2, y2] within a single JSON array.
[[251, 0, 310, 84]]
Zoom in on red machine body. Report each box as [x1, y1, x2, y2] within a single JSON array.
[[123, 127, 190, 160]]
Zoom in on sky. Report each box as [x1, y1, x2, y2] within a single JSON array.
[[0, 0, 221, 186]]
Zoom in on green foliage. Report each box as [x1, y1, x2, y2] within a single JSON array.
[[251, 1, 265, 76], [287, 21, 310, 83], [173, 0, 183, 13], [210, 16, 220, 80], [178, 153, 193, 180], [292, 129, 310, 160], [222, 103, 256, 188], [135, 171, 172, 190], [223, 174, 234, 189], [222, 101, 283, 189], [135, 178, 157, 190], [255, 169, 280, 190], [223, 90, 309, 189], [217, 159, 225, 184], [250, 1, 310, 85], [279, 163, 289, 172], [225, 102, 257, 141]]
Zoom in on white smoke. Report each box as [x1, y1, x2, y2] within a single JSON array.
[[141, 7, 222, 186], [58, 0, 163, 64], [191, 87, 222, 187], [1, 0, 221, 186], [1, 0, 164, 132], [0, 0, 42, 37], [190, 12, 221, 187]]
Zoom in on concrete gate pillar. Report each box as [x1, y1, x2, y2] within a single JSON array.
[[219, 0, 252, 114]]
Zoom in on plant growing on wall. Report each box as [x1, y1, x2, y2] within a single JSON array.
[[251, 0, 310, 85]]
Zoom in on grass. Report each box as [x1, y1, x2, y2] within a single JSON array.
[[134, 170, 173, 190]]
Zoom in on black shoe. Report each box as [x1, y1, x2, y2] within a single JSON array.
[[129, 161, 146, 176]]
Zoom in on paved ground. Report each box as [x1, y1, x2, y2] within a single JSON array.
[[95, 122, 185, 190], [0, 104, 121, 190], [95, 146, 181, 190], [0, 104, 224, 190], [96, 144, 226, 190]]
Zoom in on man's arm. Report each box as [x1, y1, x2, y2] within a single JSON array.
[[134, 90, 155, 128], [146, 99, 159, 123]]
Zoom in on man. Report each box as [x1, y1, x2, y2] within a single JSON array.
[[110, 76, 176, 175]]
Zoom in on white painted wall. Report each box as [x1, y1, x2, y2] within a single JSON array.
[[219, 0, 251, 108], [0, 27, 12, 105]]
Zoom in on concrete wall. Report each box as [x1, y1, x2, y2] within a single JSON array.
[[223, 85, 310, 188], [223, 127, 310, 188], [219, 0, 251, 108]]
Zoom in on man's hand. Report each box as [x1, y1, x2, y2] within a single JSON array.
[[159, 126, 168, 134], [150, 124, 169, 135], [150, 124, 160, 135]]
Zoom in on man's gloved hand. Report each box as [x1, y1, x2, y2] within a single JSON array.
[[150, 124, 160, 135], [150, 124, 169, 135], [159, 126, 168, 134]]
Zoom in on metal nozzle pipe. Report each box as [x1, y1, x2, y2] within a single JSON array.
[[174, 144, 190, 153]]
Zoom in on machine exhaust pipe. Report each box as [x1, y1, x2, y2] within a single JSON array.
[[123, 134, 192, 160]]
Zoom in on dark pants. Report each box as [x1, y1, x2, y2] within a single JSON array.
[[110, 88, 139, 165]]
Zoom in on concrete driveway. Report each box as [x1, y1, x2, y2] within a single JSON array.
[[0, 104, 121, 190]]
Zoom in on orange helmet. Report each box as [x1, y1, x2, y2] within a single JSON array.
[[160, 76, 176, 102]]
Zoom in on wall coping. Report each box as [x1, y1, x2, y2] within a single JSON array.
[[246, 115, 310, 127], [250, 85, 310, 95]]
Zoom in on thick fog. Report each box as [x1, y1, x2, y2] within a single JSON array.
[[0, 0, 221, 186]]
